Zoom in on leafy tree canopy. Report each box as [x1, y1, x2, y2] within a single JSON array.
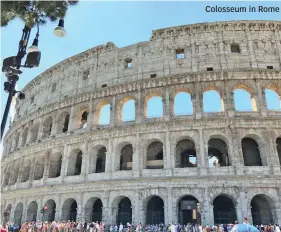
[[1, 1, 78, 27]]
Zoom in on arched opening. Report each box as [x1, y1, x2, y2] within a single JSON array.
[[265, 89, 281, 110], [30, 122, 39, 143], [174, 92, 193, 115], [4, 168, 10, 186], [42, 116, 53, 138], [251, 195, 275, 224], [96, 147, 106, 173], [277, 138, 281, 165], [146, 96, 163, 118], [14, 132, 20, 149], [3, 204, 12, 224], [146, 196, 164, 225], [33, 157, 45, 180], [27, 201, 38, 222], [178, 195, 201, 225], [203, 90, 223, 112], [120, 144, 133, 171], [21, 128, 28, 146], [117, 197, 132, 224], [14, 202, 23, 225], [234, 88, 257, 111], [85, 198, 103, 222], [208, 138, 229, 167], [49, 152, 62, 178], [57, 112, 70, 133], [81, 111, 88, 128], [242, 137, 262, 166], [213, 195, 237, 224], [67, 149, 83, 176], [176, 139, 197, 168], [146, 141, 164, 169], [44, 199, 56, 222], [99, 104, 111, 125], [62, 198, 77, 222], [121, 99, 135, 122], [21, 160, 31, 182]]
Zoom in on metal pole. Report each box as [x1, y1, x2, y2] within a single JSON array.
[[1, 25, 31, 141]]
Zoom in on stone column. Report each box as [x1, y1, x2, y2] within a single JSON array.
[[218, 37, 227, 69], [61, 145, 70, 181], [36, 196, 44, 221], [274, 30, 281, 65], [240, 190, 251, 222], [167, 188, 173, 224], [16, 158, 24, 184], [164, 87, 171, 121], [195, 83, 202, 119], [81, 142, 89, 180], [110, 96, 117, 127], [37, 118, 44, 140], [191, 39, 198, 72], [136, 89, 143, 124], [77, 193, 83, 221], [87, 98, 93, 130], [68, 104, 75, 131], [105, 139, 113, 173], [267, 130, 281, 175], [29, 158, 36, 185], [55, 194, 62, 221], [50, 111, 57, 136], [134, 192, 140, 224], [224, 87, 235, 117], [255, 80, 267, 116], [21, 198, 28, 223], [43, 152, 50, 183], [170, 144, 176, 169], [199, 129, 207, 175], [203, 188, 214, 225], [246, 31, 258, 68], [133, 133, 141, 178]]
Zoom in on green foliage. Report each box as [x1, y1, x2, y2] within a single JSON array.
[[1, 1, 78, 27]]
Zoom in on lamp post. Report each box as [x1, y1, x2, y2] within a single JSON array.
[[1, 19, 66, 141]]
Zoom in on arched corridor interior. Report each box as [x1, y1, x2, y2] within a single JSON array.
[[277, 138, 281, 165], [27, 201, 38, 222], [92, 199, 103, 222], [117, 197, 132, 224], [62, 199, 77, 222], [44, 200, 56, 222], [176, 139, 197, 168], [178, 196, 200, 225], [213, 195, 237, 224], [251, 195, 274, 225], [146, 196, 164, 225], [208, 139, 229, 167], [146, 141, 164, 169], [96, 147, 106, 173], [120, 144, 133, 171], [241, 138, 262, 166], [14, 203, 23, 225]]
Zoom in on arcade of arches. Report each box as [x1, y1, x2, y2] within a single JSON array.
[[3, 193, 280, 225]]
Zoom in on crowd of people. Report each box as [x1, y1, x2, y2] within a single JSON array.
[[0, 218, 280, 232]]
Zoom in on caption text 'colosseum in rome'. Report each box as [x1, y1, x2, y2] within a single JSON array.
[[1, 20, 281, 226]]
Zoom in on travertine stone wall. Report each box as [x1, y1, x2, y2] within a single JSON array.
[[1, 20, 281, 226]]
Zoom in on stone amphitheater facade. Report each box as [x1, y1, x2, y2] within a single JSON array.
[[1, 20, 281, 226]]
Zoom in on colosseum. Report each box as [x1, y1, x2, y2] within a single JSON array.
[[1, 20, 281, 226]]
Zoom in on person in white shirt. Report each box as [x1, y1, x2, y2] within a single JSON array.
[[119, 223, 123, 232], [171, 223, 176, 232], [274, 224, 281, 232]]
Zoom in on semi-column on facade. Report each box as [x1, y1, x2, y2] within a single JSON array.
[[1, 20, 281, 226]]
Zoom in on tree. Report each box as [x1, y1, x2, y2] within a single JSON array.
[[1, 1, 78, 27]]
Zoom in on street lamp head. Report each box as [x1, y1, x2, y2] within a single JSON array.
[[54, 19, 66, 37], [28, 33, 40, 53]]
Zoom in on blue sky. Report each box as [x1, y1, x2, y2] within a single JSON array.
[[1, 1, 281, 128]]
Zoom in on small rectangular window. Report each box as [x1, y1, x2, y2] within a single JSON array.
[[150, 74, 157, 78], [267, 66, 273, 69], [125, 58, 132, 68], [64, 95, 68, 99], [207, 67, 213, 71], [102, 84, 107, 88], [231, 44, 240, 53], [83, 70, 90, 80], [31, 95, 34, 104], [51, 83, 56, 92], [176, 49, 185, 59]]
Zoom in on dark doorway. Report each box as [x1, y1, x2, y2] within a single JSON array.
[[117, 197, 132, 224], [176, 139, 197, 168], [277, 138, 281, 165], [75, 151, 82, 175], [178, 196, 200, 225], [213, 195, 237, 224], [92, 199, 103, 222], [251, 195, 274, 224], [63, 114, 70, 133], [96, 147, 106, 173], [242, 138, 262, 166], [146, 196, 164, 225], [70, 201, 77, 221]]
